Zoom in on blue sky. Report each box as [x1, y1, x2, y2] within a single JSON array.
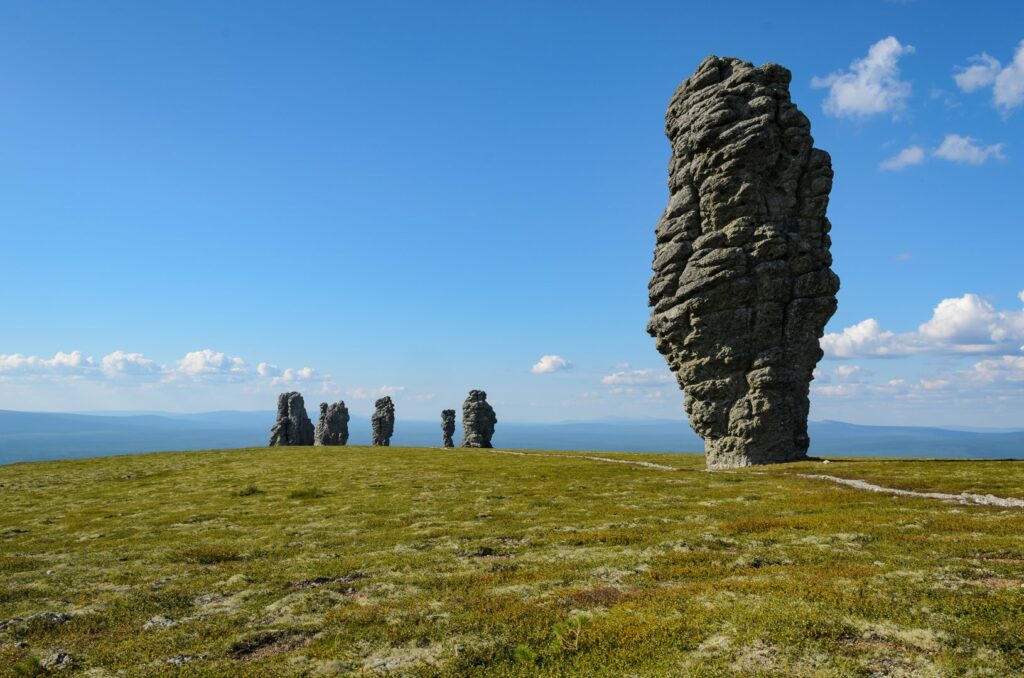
[[1, 1, 1022, 426]]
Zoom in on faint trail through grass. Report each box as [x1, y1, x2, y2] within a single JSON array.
[[490, 449, 678, 471], [495, 451, 1024, 506], [798, 473, 1024, 508]]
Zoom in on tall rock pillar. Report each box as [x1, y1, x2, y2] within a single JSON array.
[[269, 392, 315, 446], [647, 56, 839, 469]]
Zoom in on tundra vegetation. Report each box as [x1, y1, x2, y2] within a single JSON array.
[[1, 447, 1023, 675]]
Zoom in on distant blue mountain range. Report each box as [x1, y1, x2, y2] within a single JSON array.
[[0, 409, 1021, 465]]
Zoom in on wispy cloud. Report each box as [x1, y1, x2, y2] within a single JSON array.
[[601, 368, 673, 386], [814, 355, 1024, 404], [880, 135, 1006, 170], [880, 145, 925, 170], [346, 385, 406, 400], [933, 134, 1006, 165], [0, 348, 333, 393], [812, 36, 914, 118]]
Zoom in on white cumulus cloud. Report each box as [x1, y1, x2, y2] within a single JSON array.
[[954, 53, 1001, 92], [820, 319, 906, 358], [880, 145, 925, 170], [835, 364, 864, 381], [970, 355, 1024, 384], [933, 134, 1005, 165], [101, 350, 159, 376], [994, 41, 1024, 112], [822, 293, 1024, 359], [531, 355, 573, 374], [0, 351, 95, 376], [270, 367, 317, 385], [954, 40, 1024, 115], [601, 368, 673, 386], [256, 362, 281, 378], [256, 362, 333, 392], [175, 349, 247, 379], [812, 36, 914, 118]]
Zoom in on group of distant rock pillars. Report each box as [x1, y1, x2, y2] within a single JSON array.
[[273, 55, 840, 471], [268, 390, 497, 449]]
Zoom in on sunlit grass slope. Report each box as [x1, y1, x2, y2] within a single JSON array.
[[2, 447, 1024, 676]]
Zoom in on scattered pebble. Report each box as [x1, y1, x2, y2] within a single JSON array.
[[166, 655, 194, 666], [0, 611, 71, 631], [42, 651, 75, 671]]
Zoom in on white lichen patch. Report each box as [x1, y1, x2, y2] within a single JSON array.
[[853, 619, 948, 652], [360, 639, 453, 674], [729, 638, 780, 673], [193, 589, 258, 616]]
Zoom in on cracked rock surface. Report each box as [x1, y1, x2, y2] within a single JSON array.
[[461, 390, 496, 448], [441, 409, 456, 448], [268, 392, 315, 446], [371, 397, 395, 446], [315, 401, 350, 446], [647, 56, 839, 470]]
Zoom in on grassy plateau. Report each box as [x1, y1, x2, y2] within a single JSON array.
[[1, 446, 1023, 676]]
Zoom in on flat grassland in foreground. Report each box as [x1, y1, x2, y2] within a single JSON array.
[[2, 447, 1024, 676]]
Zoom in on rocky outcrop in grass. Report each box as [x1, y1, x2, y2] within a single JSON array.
[[314, 401, 350, 446], [371, 397, 395, 446], [461, 390, 496, 448], [441, 409, 456, 448], [268, 392, 315, 446], [647, 55, 839, 470]]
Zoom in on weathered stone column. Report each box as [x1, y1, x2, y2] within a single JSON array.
[[314, 401, 350, 446], [441, 409, 456, 448], [268, 391, 315, 446], [371, 396, 395, 446], [646, 56, 839, 470], [461, 390, 496, 448]]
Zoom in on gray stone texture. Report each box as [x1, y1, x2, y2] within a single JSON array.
[[315, 401, 350, 446], [268, 391, 315, 446], [461, 390, 496, 448], [371, 396, 395, 446], [441, 409, 456, 448], [647, 56, 839, 470]]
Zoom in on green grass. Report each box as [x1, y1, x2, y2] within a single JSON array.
[[1, 446, 1023, 676]]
